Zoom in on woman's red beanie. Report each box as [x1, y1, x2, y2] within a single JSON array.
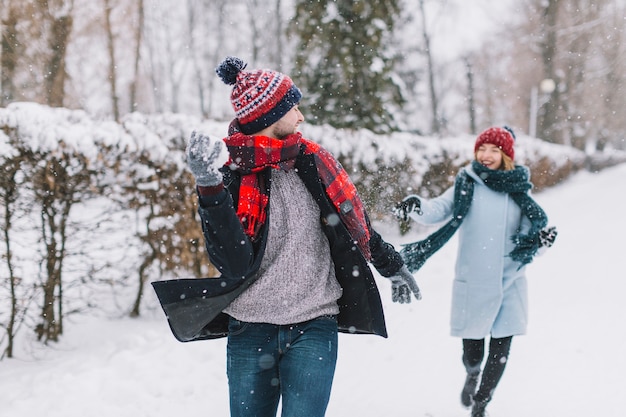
[[474, 126, 516, 160]]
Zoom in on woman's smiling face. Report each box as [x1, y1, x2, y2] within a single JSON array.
[[475, 143, 504, 170]]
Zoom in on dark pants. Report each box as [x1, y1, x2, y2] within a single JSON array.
[[226, 316, 339, 417], [462, 336, 513, 403]]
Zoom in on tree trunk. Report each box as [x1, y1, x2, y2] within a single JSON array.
[[36, 158, 65, 343], [274, 0, 283, 71], [39, 205, 61, 343], [537, 0, 561, 143], [129, 0, 144, 113], [34, 156, 84, 343], [129, 196, 160, 317], [247, 0, 261, 64], [418, 0, 440, 134], [45, 13, 73, 107], [1, 4, 19, 106], [1, 159, 20, 358], [207, 1, 227, 117], [187, 0, 207, 117], [464, 56, 477, 135], [129, 248, 157, 317], [104, 0, 120, 121]]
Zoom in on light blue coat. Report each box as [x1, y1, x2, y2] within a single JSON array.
[[409, 164, 532, 339]]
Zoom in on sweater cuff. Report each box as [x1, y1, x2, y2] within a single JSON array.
[[197, 184, 228, 207], [197, 184, 224, 196]]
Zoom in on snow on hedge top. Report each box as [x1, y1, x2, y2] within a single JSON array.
[[301, 123, 587, 175], [0, 102, 135, 160], [0, 103, 226, 166], [1, 102, 587, 176]]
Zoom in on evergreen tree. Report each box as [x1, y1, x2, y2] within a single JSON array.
[[291, 0, 404, 133]]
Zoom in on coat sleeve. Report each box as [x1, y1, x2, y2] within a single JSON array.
[[197, 189, 256, 280], [368, 229, 404, 277], [150, 187, 259, 343], [409, 186, 455, 225]]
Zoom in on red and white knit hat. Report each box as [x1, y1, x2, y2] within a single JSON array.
[[474, 126, 516, 160], [215, 56, 302, 135]]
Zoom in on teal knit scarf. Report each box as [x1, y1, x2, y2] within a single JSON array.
[[401, 160, 548, 272]]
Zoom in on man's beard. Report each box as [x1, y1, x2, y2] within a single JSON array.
[[273, 126, 296, 140]]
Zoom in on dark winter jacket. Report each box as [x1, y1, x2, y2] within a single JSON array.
[[152, 150, 403, 342]]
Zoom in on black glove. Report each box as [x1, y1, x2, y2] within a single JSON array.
[[539, 226, 558, 248], [386, 265, 422, 303], [186, 131, 229, 186], [393, 195, 422, 222]]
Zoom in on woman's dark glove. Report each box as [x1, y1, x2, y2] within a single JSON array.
[[539, 226, 558, 248], [393, 195, 422, 222]]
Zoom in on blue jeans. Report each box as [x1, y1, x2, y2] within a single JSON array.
[[227, 315, 339, 417]]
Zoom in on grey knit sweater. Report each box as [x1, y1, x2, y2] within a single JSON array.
[[223, 169, 342, 324]]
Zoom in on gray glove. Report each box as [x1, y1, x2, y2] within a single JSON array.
[[387, 265, 422, 303], [393, 195, 423, 222], [186, 131, 228, 186]]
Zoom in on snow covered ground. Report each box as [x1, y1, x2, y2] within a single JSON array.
[[2, 163, 625, 417]]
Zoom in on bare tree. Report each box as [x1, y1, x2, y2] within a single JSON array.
[[103, 0, 120, 121], [30, 151, 92, 343], [533, 0, 561, 143], [463, 56, 477, 135], [129, 0, 144, 113], [206, 0, 228, 118], [498, 0, 626, 149], [593, 0, 626, 150], [274, 0, 284, 71], [37, 0, 75, 107], [417, 0, 440, 134], [1, 1, 19, 106], [141, 2, 190, 113], [185, 0, 234, 118], [247, 0, 263, 64], [0, 153, 22, 358], [121, 148, 215, 317], [186, 0, 206, 116]]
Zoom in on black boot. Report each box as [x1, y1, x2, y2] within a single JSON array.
[[461, 370, 480, 407], [471, 398, 489, 417]]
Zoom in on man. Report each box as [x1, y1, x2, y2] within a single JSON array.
[[153, 56, 421, 417]]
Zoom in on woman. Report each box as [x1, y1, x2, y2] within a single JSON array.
[[394, 126, 556, 417]]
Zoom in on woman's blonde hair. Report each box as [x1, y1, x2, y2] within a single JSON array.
[[501, 152, 515, 171]]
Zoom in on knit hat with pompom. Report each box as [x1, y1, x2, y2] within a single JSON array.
[[474, 126, 516, 160], [215, 56, 302, 135]]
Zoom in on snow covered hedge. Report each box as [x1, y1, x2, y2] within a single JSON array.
[[0, 102, 616, 355], [0, 103, 227, 354], [299, 124, 594, 220]]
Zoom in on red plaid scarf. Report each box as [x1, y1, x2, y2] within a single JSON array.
[[223, 132, 372, 260]]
